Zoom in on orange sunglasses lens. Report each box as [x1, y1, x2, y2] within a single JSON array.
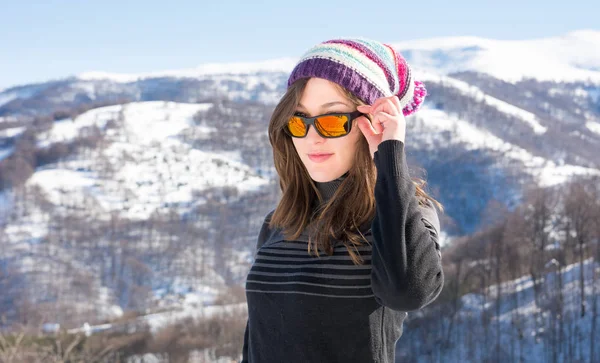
[[315, 115, 349, 137], [287, 116, 307, 137]]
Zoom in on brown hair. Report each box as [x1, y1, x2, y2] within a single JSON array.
[[267, 78, 443, 265]]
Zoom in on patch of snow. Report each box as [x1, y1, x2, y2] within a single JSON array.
[[77, 58, 297, 83], [586, 121, 600, 135], [0, 147, 14, 161], [0, 126, 26, 138], [30, 101, 269, 220], [395, 30, 600, 83], [419, 72, 548, 134], [411, 107, 600, 187]]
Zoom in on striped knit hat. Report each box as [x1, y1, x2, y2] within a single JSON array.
[[287, 38, 426, 116]]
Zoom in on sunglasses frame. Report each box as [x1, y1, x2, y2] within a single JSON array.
[[284, 110, 365, 138]]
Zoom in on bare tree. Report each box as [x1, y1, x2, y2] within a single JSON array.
[[563, 178, 597, 318]]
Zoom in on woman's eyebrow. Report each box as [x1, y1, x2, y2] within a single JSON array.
[[297, 101, 352, 110]]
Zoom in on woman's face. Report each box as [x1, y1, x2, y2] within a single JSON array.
[[292, 77, 362, 183]]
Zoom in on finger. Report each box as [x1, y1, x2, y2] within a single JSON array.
[[356, 106, 383, 133], [368, 113, 385, 134], [356, 98, 387, 121], [368, 97, 388, 115], [356, 104, 371, 113], [357, 96, 396, 115], [356, 116, 377, 136], [357, 116, 380, 146], [371, 97, 399, 117], [371, 111, 399, 130], [390, 95, 403, 113]]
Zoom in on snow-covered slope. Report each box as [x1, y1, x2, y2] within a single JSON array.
[[30, 101, 269, 220], [418, 71, 549, 134], [410, 106, 600, 188], [394, 30, 600, 83], [2, 30, 599, 122], [0, 31, 598, 238], [0, 100, 270, 326], [399, 258, 600, 362]]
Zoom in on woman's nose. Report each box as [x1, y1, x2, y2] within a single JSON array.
[[305, 124, 324, 141]]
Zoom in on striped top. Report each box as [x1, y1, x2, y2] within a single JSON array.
[[241, 139, 443, 363], [246, 239, 375, 299]]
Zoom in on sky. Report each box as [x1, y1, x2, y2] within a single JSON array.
[[1, 0, 599, 90]]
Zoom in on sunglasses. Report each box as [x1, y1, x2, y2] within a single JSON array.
[[284, 110, 364, 138]]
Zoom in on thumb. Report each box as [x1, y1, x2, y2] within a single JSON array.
[[357, 116, 379, 145]]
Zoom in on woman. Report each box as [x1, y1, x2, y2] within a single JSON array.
[[241, 38, 444, 362]]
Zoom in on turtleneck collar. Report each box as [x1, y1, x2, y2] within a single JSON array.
[[297, 171, 359, 245], [314, 171, 349, 204]]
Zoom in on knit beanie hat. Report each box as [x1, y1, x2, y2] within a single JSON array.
[[287, 38, 426, 116]]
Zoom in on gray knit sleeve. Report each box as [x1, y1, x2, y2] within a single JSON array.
[[369, 139, 444, 312]]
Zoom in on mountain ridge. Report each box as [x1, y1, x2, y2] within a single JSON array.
[[2, 30, 599, 93]]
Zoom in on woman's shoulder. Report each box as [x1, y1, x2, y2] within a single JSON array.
[[256, 209, 277, 251]]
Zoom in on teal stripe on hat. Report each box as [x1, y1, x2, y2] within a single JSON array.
[[300, 43, 379, 75], [349, 38, 400, 94], [300, 44, 389, 93]]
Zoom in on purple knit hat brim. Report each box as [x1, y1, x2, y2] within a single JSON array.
[[287, 57, 386, 105]]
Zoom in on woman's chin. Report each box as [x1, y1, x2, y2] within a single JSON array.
[[309, 171, 340, 183]]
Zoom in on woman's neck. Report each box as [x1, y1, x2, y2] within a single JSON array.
[[300, 171, 350, 243], [314, 171, 348, 204]]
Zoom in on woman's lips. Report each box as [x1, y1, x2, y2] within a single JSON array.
[[308, 153, 333, 163]]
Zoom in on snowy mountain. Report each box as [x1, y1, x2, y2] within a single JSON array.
[[394, 30, 600, 84], [0, 33, 598, 228], [1, 31, 599, 235], [0, 99, 278, 327], [31, 101, 268, 220], [1, 30, 599, 340], [2, 30, 600, 119], [71, 29, 600, 85], [77, 58, 298, 84]]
